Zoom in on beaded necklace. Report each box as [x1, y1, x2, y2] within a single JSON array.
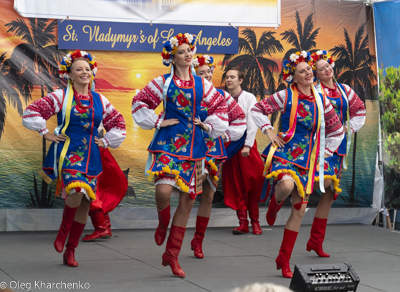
[[73, 89, 93, 109]]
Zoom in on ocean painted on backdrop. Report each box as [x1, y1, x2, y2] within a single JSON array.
[[0, 94, 378, 209]]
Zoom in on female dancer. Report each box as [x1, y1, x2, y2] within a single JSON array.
[[190, 54, 246, 258], [250, 51, 344, 278], [307, 51, 366, 257], [131, 33, 228, 277], [22, 50, 126, 267]]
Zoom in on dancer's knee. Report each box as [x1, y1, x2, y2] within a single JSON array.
[[276, 179, 295, 197]]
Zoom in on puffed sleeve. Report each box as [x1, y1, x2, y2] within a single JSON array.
[[238, 93, 257, 148], [100, 94, 126, 149], [324, 98, 344, 156], [224, 91, 246, 142], [22, 89, 64, 135], [343, 84, 366, 133], [250, 89, 287, 133], [131, 76, 164, 130], [201, 79, 229, 139]]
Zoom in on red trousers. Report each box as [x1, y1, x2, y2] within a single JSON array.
[[222, 141, 264, 210]]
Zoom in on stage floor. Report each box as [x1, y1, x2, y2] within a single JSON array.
[[0, 224, 398, 292]]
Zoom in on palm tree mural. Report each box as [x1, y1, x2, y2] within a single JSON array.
[[5, 18, 65, 159], [0, 52, 23, 139], [221, 28, 284, 99], [330, 23, 376, 101], [270, 10, 321, 130], [330, 22, 377, 205], [280, 10, 320, 63], [4, 17, 66, 208]]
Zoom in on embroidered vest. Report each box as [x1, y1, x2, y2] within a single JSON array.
[[148, 74, 208, 160], [262, 88, 322, 170], [324, 84, 348, 155], [43, 90, 103, 177]]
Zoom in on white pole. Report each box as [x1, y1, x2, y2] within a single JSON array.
[[372, 4, 387, 228]]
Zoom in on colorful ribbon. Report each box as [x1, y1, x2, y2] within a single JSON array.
[[53, 80, 73, 179], [263, 84, 299, 176], [316, 79, 351, 170], [309, 84, 325, 194]]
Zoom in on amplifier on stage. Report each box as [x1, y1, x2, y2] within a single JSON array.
[[289, 262, 359, 292]]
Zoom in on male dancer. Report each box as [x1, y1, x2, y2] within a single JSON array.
[[222, 68, 264, 235]]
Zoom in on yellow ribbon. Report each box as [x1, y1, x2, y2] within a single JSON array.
[[57, 81, 74, 180], [263, 84, 299, 176], [305, 86, 323, 194]]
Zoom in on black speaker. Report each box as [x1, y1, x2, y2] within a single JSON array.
[[289, 262, 359, 292]]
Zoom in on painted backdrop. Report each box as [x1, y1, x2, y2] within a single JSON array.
[[0, 0, 378, 209]]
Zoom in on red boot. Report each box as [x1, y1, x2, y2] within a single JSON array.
[[276, 228, 298, 278], [162, 225, 186, 277], [249, 201, 262, 235], [54, 204, 79, 253], [82, 210, 111, 242], [191, 216, 209, 258], [306, 217, 330, 257], [63, 221, 85, 267], [155, 205, 171, 246], [232, 210, 249, 235], [266, 193, 283, 226]]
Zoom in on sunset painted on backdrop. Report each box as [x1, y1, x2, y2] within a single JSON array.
[[0, 0, 373, 91], [0, 0, 378, 209]]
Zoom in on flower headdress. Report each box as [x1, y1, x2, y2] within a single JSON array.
[[161, 33, 197, 67], [282, 50, 313, 84], [58, 49, 97, 80], [192, 55, 215, 72], [311, 50, 335, 81]]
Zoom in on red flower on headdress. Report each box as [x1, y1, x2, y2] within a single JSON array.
[[210, 169, 217, 176], [159, 155, 170, 164], [177, 93, 189, 107], [176, 34, 187, 45], [174, 137, 186, 148], [182, 162, 192, 171], [291, 147, 303, 159], [197, 56, 206, 67], [71, 50, 82, 60], [161, 51, 170, 60], [298, 103, 308, 118]]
